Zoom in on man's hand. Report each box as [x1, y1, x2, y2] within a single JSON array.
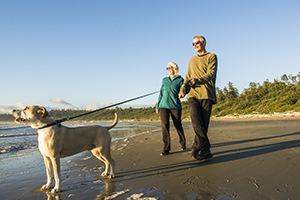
[[189, 78, 196, 86]]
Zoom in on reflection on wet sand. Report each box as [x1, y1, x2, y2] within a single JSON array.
[[45, 191, 61, 200], [41, 179, 116, 200], [96, 179, 116, 200]]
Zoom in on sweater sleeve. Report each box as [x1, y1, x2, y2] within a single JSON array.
[[180, 66, 192, 94], [194, 54, 217, 86], [156, 80, 164, 109]]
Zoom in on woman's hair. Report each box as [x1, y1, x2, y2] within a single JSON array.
[[167, 62, 179, 77]]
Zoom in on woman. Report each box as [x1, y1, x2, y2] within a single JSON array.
[[156, 62, 186, 156]]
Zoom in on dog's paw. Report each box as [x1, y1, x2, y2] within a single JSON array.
[[101, 172, 108, 177], [101, 172, 115, 178], [51, 187, 61, 194], [41, 184, 50, 190], [108, 174, 115, 179]]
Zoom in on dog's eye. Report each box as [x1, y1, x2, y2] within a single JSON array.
[[24, 107, 28, 111]]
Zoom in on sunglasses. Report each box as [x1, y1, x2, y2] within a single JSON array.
[[166, 67, 172, 70], [192, 41, 201, 46]]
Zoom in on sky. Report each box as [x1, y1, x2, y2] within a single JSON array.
[[1, 0, 300, 114]]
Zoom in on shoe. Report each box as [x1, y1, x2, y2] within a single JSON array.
[[160, 150, 170, 156], [181, 145, 186, 151], [197, 150, 213, 160], [190, 150, 199, 160]]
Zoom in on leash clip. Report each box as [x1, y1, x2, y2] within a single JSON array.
[[55, 120, 61, 128]]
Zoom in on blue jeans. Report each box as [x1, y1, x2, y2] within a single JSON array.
[[188, 98, 213, 153]]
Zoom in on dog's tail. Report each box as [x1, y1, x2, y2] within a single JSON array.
[[106, 113, 118, 130]]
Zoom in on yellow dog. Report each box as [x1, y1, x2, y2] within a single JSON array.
[[13, 105, 117, 193]]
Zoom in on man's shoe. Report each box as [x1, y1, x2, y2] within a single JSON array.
[[181, 145, 186, 151], [197, 150, 213, 160], [160, 150, 170, 156]]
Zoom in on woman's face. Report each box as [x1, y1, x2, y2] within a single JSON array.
[[167, 67, 175, 76]]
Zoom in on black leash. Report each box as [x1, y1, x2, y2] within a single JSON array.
[[38, 91, 159, 130]]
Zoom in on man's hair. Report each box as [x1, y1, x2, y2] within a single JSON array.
[[193, 35, 206, 46]]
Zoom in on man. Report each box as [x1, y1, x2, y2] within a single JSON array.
[[179, 35, 217, 160]]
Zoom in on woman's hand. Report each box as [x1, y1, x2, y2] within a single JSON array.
[[178, 93, 185, 99]]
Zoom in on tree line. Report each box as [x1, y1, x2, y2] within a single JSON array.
[[212, 73, 300, 116], [1, 73, 299, 122]]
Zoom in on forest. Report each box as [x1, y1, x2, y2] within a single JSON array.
[[1, 73, 299, 122], [211, 73, 300, 117]]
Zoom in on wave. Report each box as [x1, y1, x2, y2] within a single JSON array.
[[0, 142, 38, 153], [0, 132, 37, 138], [0, 125, 31, 130]]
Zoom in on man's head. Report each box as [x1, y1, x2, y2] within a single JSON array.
[[192, 35, 206, 54]]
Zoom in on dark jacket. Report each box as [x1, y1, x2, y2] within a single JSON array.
[[156, 75, 184, 110]]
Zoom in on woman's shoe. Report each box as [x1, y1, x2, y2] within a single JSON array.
[[191, 150, 199, 160], [160, 150, 170, 156]]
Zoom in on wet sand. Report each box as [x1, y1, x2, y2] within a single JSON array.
[[1, 117, 300, 199]]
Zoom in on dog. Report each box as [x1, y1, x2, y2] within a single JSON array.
[[12, 105, 117, 193]]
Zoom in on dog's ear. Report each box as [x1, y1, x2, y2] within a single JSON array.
[[37, 106, 48, 118]]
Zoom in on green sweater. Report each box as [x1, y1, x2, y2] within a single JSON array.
[[156, 75, 184, 110], [180, 53, 218, 104]]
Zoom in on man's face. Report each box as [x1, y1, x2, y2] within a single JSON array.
[[193, 38, 203, 53]]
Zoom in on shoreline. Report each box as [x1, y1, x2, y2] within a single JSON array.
[[1, 110, 300, 124], [1, 118, 300, 199], [1, 113, 300, 124]]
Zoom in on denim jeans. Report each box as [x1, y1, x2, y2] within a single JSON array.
[[188, 98, 213, 153], [159, 108, 186, 152]]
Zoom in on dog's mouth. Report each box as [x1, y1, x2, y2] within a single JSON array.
[[15, 117, 26, 122]]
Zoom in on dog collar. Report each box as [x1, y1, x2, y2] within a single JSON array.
[[38, 120, 62, 130]]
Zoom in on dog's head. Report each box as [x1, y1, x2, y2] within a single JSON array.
[[12, 105, 52, 129]]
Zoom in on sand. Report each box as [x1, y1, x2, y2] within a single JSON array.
[[1, 117, 300, 200]]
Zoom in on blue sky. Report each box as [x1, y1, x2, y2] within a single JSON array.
[[1, 1, 300, 113]]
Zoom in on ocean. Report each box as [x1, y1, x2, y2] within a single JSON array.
[[0, 122, 163, 156], [0, 121, 194, 199]]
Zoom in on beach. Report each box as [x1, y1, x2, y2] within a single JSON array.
[[1, 117, 300, 200]]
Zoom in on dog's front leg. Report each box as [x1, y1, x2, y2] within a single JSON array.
[[51, 156, 61, 193], [41, 156, 53, 190]]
